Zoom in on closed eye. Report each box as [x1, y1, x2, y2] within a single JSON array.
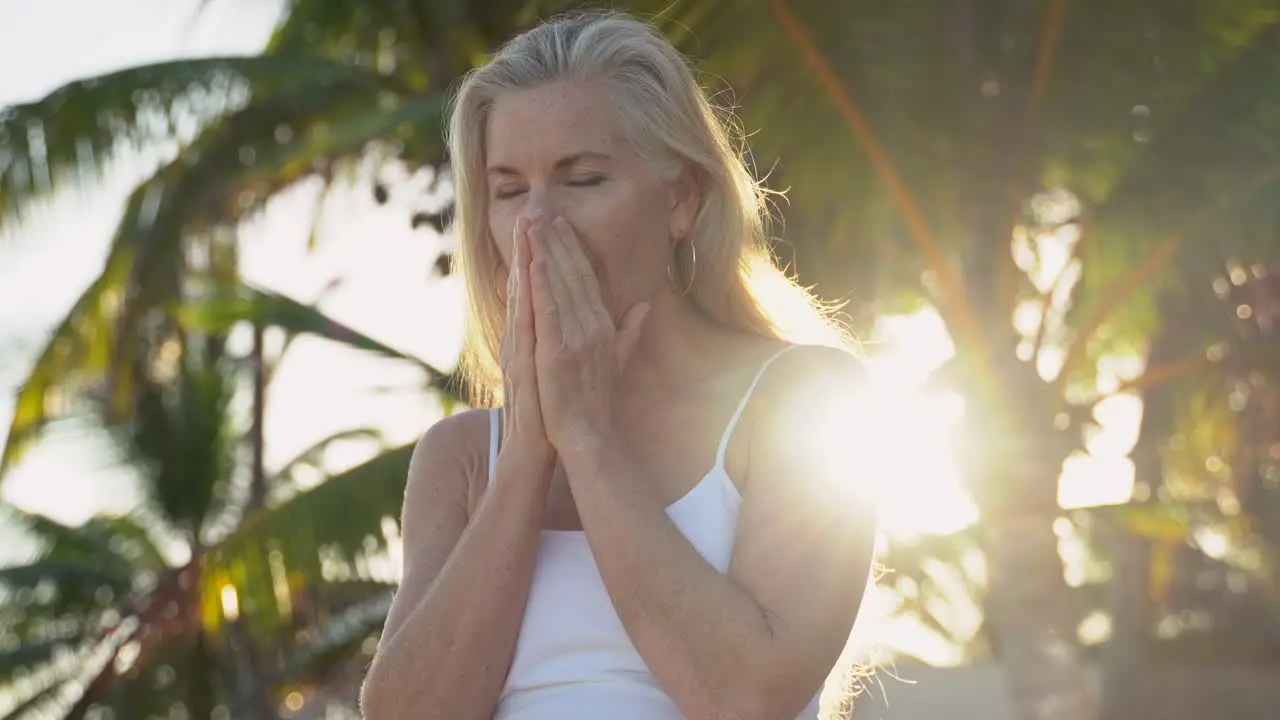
[[492, 175, 605, 200], [568, 175, 607, 188]]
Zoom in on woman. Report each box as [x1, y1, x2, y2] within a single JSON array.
[[360, 11, 877, 719]]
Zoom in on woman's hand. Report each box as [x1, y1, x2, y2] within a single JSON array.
[[528, 216, 650, 455], [498, 219, 555, 476]]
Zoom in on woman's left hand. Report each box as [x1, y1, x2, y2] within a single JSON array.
[[528, 216, 650, 454]]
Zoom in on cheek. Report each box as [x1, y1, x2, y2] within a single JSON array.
[[562, 205, 630, 272], [565, 200, 667, 297]]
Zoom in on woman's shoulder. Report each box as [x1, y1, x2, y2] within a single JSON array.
[[719, 340, 870, 487], [744, 340, 867, 389], [740, 341, 870, 417], [408, 408, 494, 511], [415, 407, 493, 452]]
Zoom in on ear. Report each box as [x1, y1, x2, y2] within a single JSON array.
[[668, 164, 700, 242]]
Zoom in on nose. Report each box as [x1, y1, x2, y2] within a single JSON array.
[[515, 187, 559, 227]]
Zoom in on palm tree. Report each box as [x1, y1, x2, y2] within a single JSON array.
[[633, 3, 1280, 717], [5, 2, 1280, 718], [0, 3, 520, 715], [0, 285, 453, 717]]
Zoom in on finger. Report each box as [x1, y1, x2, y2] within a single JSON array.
[[500, 222, 521, 357], [514, 221, 535, 358], [529, 230, 563, 349], [547, 216, 609, 332], [615, 302, 651, 370], [536, 220, 582, 343], [550, 217, 603, 299], [547, 218, 610, 340]]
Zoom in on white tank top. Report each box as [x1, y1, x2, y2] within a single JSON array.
[[489, 346, 822, 719]]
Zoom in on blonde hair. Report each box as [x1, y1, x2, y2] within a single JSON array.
[[445, 10, 852, 406]]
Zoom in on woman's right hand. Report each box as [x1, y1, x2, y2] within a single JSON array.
[[498, 219, 555, 479]]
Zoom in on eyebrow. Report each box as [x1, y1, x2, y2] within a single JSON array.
[[486, 151, 613, 176]]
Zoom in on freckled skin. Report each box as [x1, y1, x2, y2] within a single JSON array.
[[484, 80, 684, 323]]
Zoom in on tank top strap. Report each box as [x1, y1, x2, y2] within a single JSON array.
[[487, 408, 501, 488], [713, 344, 801, 469]]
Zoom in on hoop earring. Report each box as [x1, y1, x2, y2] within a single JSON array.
[[667, 238, 697, 295]]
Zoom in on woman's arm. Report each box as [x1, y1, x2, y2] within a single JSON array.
[[359, 410, 550, 719], [562, 347, 878, 720]]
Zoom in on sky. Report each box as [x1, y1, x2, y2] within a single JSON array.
[[0, 0, 1139, 577]]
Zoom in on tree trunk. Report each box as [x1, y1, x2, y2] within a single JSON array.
[[983, 515, 1098, 720], [966, 357, 1099, 720], [246, 320, 267, 513], [1097, 525, 1152, 720], [1099, 297, 1183, 719], [941, 0, 1100, 706]]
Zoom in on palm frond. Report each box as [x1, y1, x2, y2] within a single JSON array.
[[0, 585, 134, 719], [267, 0, 435, 81], [0, 674, 73, 720], [61, 515, 169, 574], [1, 72, 446, 482], [4, 510, 165, 581], [21, 619, 143, 720], [0, 152, 449, 478], [0, 252, 130, 475], [111, 356, 239, 541], [0, 515, 160, 684], [0, 561, 130, 601], [12, 559, 225, 719], [269, 0, 401, 51], [175, 284, 460, 391], [629, 0, 1280, 319], [103, 87, 446, 362], [66, 626, 220, 720], [0, 55, 412, 230], [1061, 20, 1280, 383], [198, 442, 414, 640], [281, 587, 393, 685], [266, 427, 385, 489], [1044, 0, 1280, 201], [643, 0, 984, 303], [176, 88, 446, 229], [2, 508, 100, 559], [0, 635, 90, 689], [265, 0, 568, 87]]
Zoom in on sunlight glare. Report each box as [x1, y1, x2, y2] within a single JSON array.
[[749, 278, 976, 537], [1059, 453, 1136, 509], [219, 583, 240, 622], [859, 311, 977, 538]]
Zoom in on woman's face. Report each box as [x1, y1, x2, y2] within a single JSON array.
[[484, 79, 696, 319]]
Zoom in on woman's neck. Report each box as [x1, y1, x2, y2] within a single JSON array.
[[622, 287, 733, 395]]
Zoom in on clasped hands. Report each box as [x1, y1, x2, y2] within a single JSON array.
[[498, 216, 651, 469]]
